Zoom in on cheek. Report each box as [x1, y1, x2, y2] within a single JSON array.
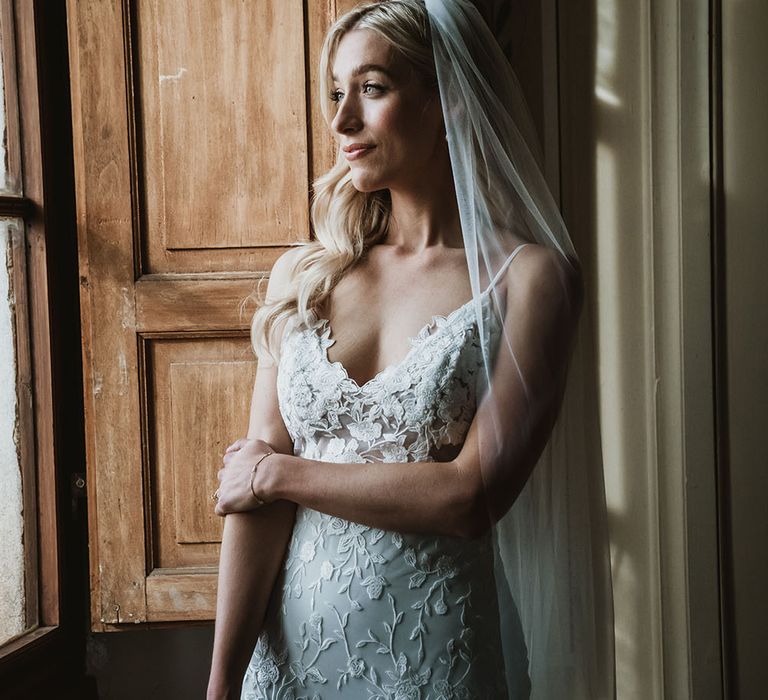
[[417, 99, 444, 146], [380, 103, 439, 157], [369, 101, 403, 141]]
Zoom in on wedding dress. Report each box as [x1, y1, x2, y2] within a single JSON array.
[[241, 244, 532, 700]]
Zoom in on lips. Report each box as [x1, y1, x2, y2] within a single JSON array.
[[343, 143, 376, 161]]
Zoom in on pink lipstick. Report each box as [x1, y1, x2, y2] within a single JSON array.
[[343, 143, 376, 161]]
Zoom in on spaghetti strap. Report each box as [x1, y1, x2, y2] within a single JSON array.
[[483, 243, 530, 293]]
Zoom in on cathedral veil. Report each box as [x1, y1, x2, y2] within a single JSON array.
[[424, 1, 615, 697]]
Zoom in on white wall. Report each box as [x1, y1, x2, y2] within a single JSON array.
[[0, 220, 24, 645]]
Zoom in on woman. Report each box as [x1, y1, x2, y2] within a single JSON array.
[[207, 1, 612, 699]]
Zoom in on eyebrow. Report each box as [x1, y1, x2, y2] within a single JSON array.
[[331, 63, 395, 81]]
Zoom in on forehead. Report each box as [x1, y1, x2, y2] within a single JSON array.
[[331, 28, 403, 80]]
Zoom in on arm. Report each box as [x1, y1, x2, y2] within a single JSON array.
[[249, 246, 583, 539], [207, 253, 298, 699]]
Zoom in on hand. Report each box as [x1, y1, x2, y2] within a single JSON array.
[[214, 438, 276, 516]]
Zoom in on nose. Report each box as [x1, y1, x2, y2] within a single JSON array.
[[331, 93, 363, 135]]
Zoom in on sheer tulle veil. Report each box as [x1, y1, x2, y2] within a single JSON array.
[[424, 1, 615, 697]]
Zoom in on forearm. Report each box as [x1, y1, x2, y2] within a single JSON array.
[[208, 501, 296, 696], [268, 453, 483, 537]]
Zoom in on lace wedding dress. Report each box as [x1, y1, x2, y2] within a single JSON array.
[[241, 246, 531, 700]]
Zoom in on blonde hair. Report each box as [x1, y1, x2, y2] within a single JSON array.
[[250, 0, 436, 362]]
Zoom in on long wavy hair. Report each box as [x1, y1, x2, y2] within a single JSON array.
[[250, 0, 437, 362]]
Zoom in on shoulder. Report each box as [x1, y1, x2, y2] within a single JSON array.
[[252, 247, 307, 367], [503, 243, 584, 325], [264, 247, 304, 302]]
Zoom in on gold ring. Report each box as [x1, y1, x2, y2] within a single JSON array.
[[211, 489, 220, 501]]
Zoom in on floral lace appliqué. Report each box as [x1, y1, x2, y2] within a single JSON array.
[[241, 295, 517, 700]]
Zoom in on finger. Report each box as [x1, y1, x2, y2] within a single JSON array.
[[224, 438, 248, 454], [223, 449, 243, 466], [223, 444, 247, 463]]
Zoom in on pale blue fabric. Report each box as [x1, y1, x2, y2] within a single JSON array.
[[241, 249, 531, 700]]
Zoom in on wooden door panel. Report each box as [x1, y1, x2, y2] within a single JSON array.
[[145, 570, 217, 622], [135, 277, 260, 332], [145, 335, 254, 570], [135, 0, 310, 273]]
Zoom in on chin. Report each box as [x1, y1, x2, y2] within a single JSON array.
[[349, 171, 386, 193]]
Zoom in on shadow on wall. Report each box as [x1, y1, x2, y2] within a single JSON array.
[[561, 0, 666, 696], [87, 626, 214, 699]]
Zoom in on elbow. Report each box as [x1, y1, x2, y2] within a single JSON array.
[[446, 465, 494, 540]]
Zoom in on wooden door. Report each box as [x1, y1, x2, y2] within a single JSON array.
[[66, 0, 350, 631]]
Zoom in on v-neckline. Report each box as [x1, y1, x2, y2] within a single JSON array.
[[311, 287, 492, 391], [307, 242, 530, 390]]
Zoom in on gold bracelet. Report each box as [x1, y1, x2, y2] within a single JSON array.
[[250, 451, 273, 507]]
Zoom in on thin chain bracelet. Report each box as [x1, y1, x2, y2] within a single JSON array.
[[250, 451, 273, 507]]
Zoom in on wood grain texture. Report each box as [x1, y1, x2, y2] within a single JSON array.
[[307, 0, 338, 184], [145, 569, 217, 621], [169, 360, 252, 544], [135, 275, 262, 332], [67, 0, 147, 628], [136, 0, 310, 273], [145, 335, 255, 571]]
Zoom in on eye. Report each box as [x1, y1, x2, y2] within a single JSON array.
[[362, 82, 385, 95], [329, 89, 344, 103]]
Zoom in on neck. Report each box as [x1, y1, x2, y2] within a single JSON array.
[[385, 155, 463, 253]]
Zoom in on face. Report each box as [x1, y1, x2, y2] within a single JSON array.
[[329, 28, 446, 192]]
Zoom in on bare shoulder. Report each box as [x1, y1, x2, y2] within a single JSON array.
[[265, 246, 304, 301], [252, 247, 307, 367], [504, 243, 584, 323]]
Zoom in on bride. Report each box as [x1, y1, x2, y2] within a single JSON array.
[[207, 1, 612, 698]]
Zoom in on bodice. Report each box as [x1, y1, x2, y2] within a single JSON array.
[[276, 289, 501, 466], [242, 247, 532, 699]]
